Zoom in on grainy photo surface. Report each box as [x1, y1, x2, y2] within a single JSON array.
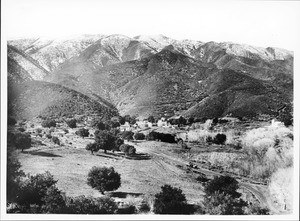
[[1, 0, 300, 220]]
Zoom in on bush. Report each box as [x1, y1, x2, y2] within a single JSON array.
[[86, 143, 98, 154], [41, 186, 66, 213], [41, 120, 56, 128], [94, 130, 117, 153], [119, 144, 136, 156], [18, 127, 26, 132], [46, 133, 52, 139], [66, 119, 77, 128], [87, 166, 121, 194], [133, 133, 145, 140], [153, 185, 193, 214], [66, 195, 117, 214], [114, 138, 124, 151], [116, 204, 137, 214], [14, 132, 31, 152], [204, 191, 247, 215], [137, 200, 151, 213], [148, 115, 156, 123], [205, 175, 241, 199], [213, 133, 227, 145], [120, 131, 134, 141], [16, 171, 58, 207], [36, 128, 43, 134], [75, 128, 89, 138], [51, 136, 60, 145]]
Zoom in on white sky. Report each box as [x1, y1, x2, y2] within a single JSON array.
[[2, 0, 300, 50]]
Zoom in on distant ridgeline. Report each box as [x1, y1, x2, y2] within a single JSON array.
[[8, 34, 293, 120]]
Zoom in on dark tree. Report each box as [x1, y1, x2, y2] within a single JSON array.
[[204, 176, 241, 199], [41, 119, 56, 128], [86, 143, 98, 155], [213, 134, 227, 145], [153, 185, 193, 214], [148, 115, 156, 123], [66, 195, 117, 214], [16, 172, 58, 207], [120, 131, 134, 141], [133, 132, 145, 140], [204, 191, 247, 215], [66, 119, 77, 128], [94, 130, 117, 153], [75, 128, 89, 138], [14, 132, 31, 152], [87, 167, 121, 194], [41, 186, 66, 213], [7, 150, 25, 202]]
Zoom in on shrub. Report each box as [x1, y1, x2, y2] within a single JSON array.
[[41, 120, 56, 128], [148, 115, 156, 123], [18, 127, 26, 132], [94, 130, 117, 153], [41, 186, 66, 213], [66, 119, 77, 128], [75, 128, 89, 138], [213, 133, 226, 145], [137, 200, 151, 213], [16, 171, 58, 206], [133, 132, 145, 140], [120, 131, 134, 141], [51, 136, 60, 145], [63, 128, 69, 134], [114, 138, 124, 151], [204, 191, 247, 215], [87, 166, 121, 194], [119, 144, 136, 155], [66, 195, 117, 214], [14, 132, 31, 152], [36, 128, 43, 134], [86, 143, 98, 154], [153, 185, 192, 214], [205, 175, 241, 199], [45, 133, 52, 139], [196, 174, 209, 183], [116, 204, 137, 214], [206, 136, 213, 143]]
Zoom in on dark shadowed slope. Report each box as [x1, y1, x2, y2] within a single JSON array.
[[8, 81, 118, 120]]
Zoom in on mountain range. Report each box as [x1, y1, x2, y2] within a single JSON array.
[[7, 34, 293, 120]]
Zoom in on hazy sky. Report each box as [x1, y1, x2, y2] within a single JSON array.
[[3, 0, 300, 50]]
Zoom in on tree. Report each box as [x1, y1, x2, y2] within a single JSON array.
[[66, 195, 117, 214], [16, 172, 58, 207], [86, 143, 98, 155], [133, 132, 145, 140], [66, 119, 77, 128], [204, 175, 241, 199], [75, 128, 89, 138], [41, 186, 66, 213], [120, 131, 134, 141], [94, 130, 117, 153], [148, 115, 156, 123], [51, 136, 60, 145], [7, 150, 25, 202], [204, 191, 247, 215], [153, 185, 193, 214], [14, 132, 31, 152], [213, 134, 227, 145], [87, 167, 121, 194], [41, 119, 56, 128]]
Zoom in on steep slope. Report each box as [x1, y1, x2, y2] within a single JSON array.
[[182, 69, 291, 119], [8, 81, 118, 120], [47, 47, 217, 118]]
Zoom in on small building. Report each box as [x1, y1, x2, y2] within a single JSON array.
[[120, 122, 131, 131]]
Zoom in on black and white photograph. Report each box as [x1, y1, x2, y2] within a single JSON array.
[[1, 0, 300, 220]]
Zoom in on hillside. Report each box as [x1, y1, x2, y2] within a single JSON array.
[[7, 34, 293, 119], [8, 81, 118, 120], [182, 69, 292, 119]]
